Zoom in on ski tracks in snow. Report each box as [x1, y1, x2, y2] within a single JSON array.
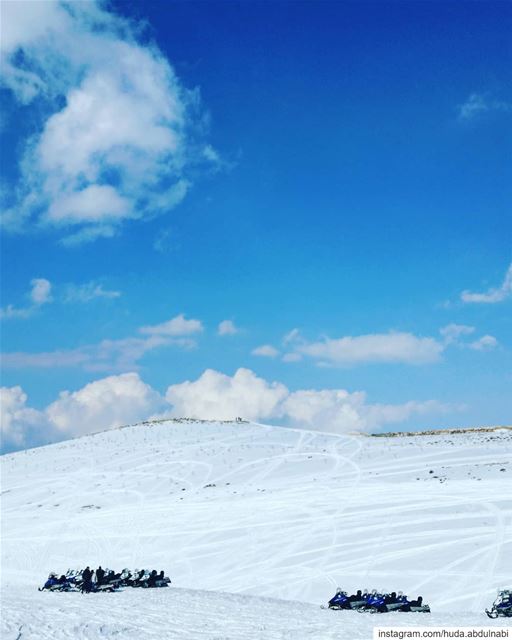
[[1, 422, 511, 615]]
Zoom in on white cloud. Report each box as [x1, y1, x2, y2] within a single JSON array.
[[458, 94, 489, 120], [1, 277, 52, 319], [281, 389, 366, 431], [440, 323, 475, 344], [1, 349, 91, 369], [461, 263, 512, 304], [468, 335, 498, 351], [283, 328, 301, 344], [1, 314, 202, 371], [139, 314, 203, 337], [202, 145, 221, 164], [1, 335, 171, 372], [362, 399, 456, 430], [46, 372, 164, 436], [0, 386, 50, 449], [1, 0, 216, 243], [2, 374, 164, 450], [87, 336, 177, 371], [282, 390, 451, 433], [2, 368, 460, 452], [64, 281, 121, 303], [0, 304, 33, 320], [457, 93, 511, 121], [165, 368, 456, 433], [252, 344, 280, 358], [47, 185, 132, 225], [439, 324, 498, 351], [2, 278, 119, 317], [287, 326, 498, 366], [217, 320, 239, 336], [30, 278, 52, 305], [295, 332, 443, 366], [166, 368, 288, 421]]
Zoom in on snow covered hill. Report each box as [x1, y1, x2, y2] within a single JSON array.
[[2, 420, 511, 638]]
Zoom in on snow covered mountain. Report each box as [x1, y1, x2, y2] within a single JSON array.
[[2, 420, 511, 638]]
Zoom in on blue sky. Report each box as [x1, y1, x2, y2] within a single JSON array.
[[1, 0, 511, 452]]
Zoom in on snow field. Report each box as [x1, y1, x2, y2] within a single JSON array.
[[1, 420, 511, 638], [2, 585, 510, 640]]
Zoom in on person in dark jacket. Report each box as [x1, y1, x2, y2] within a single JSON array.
[[96, 566, 105, 586], [384, 591, 398, 605], [57, 574, 69, 587], [147, 570, 158, 587], [81, 567, 92, 593]]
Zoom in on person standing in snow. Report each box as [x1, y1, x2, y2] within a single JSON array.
[[81, 566, 92, 593], [96, 565, 105, 586]]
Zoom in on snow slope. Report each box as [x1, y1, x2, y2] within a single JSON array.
[[1, 420, 511, 638], [3, 585, 508, 640]]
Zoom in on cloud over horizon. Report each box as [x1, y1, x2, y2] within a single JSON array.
[[1, 368, 459, 452]]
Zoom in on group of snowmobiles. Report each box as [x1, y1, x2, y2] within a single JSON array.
[[327, 587, 512, 617], [326, 588, 430, 613], [39, 567, 171, 594], [39, 570, 512, 618]]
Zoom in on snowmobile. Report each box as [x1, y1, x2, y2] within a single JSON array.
[[358, 591, 431, 613], [139, 571, 171, 588], [486, 590, 512, 618], [119, 569, 133, 586], [91, 569, 122, 593], [327, 590, 352, 610], [358, 591, 388, 613], [66, 568, 121, 593], [64, 569, 84, 587], [39, 573, 76, 592], [130, 569, 149, 587]]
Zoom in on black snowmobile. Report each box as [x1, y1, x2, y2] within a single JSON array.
[[66, 568, 121, 593], [90, 568, 122, 592], [486, 590, 512, 618], [356, 591, 430, 613], [140, 570, 171, 588]]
